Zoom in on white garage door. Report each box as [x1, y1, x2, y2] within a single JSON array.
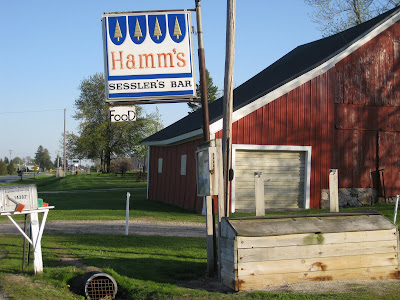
[[234, 150, 306, 210]]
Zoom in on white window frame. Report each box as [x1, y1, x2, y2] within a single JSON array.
[[158, 158, 163, 174], [231, 144, 312, 212], [180, 154, 187, 175]]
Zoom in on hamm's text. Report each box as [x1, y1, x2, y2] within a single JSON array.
[[111, 48, 186, 70]]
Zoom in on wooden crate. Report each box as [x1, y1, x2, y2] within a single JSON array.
[[220, 212, 400, 291]]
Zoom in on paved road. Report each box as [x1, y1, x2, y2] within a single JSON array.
[[0, 174, 34, 183]]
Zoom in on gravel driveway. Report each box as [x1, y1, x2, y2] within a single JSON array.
[[0, 219, 206, 237]]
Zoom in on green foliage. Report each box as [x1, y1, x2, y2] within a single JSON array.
[[35, 145, 54, 171], [0, 159, 7, 175], [305, 0, 400, 36], [7, 161, 15, 175], [70, 73, 163, 172], [188, 69, 220, 112]]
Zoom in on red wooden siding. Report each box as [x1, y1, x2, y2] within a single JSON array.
[[215, 71, 335, 209], [148, 138, 204, 212], [334, 21, 400, 196]]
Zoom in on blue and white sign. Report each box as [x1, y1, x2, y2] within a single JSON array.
[[102, 10, 196, 102]]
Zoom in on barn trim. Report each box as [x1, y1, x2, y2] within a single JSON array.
[[231, 144, 312, 211]]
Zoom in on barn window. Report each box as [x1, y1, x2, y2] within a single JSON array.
[[180, 154, 187, 175], [158, 158, 163, 174]]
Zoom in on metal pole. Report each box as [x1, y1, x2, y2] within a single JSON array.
[[222, 0, 236, 217], [195, 0, 210, 143], [394, 195, 399, 224], [125, 192, 131, 235], [63, 108, 66, 177]]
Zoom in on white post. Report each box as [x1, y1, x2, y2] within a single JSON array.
[[394, 195, 399, 224], [30, 212, 43, 274], [255, 172, 265, 216], [205, 195, 215, 275], [125, 192, 131, 236], [329, 169, 339, 212]]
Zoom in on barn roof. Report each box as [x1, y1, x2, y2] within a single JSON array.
[[142, 6, 400, 146]]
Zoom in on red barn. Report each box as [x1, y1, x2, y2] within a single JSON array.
[[142, 7, 400, 213]]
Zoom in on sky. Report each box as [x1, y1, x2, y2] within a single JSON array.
[[0, 0, 322, 164]]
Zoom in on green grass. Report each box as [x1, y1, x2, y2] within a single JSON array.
[[0, 172, 146, 191], [3, 234, 398, 300]]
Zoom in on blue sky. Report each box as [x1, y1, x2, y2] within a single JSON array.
[[0, 1, 322, 164]]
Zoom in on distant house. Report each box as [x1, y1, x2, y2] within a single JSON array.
[[142, 6, 400, 213]]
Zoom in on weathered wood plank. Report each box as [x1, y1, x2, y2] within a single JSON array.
[[221, 270, 237, 291], [238, 240, 398, 262], [220, 218, 236, 239], [237, 266, 400, 290], [220, 258, 237, 277], [237, 228, 398, 249], [227, 215, 396, 237], [238, 252, 398, 276]]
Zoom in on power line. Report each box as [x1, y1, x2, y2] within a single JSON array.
[[0, 108, 73, 115]]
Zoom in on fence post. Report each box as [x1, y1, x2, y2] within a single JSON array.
[[329, 169, 339, 212], [125, 192, 131, 236], [254, 172, 265, 216], [394, 195, 399, 224]]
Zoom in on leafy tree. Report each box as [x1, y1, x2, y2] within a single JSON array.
[[110, 158, 133, 176], [305, 0, 400, 36], [7, 161, 14, 175], [3, 157, 9, 164], [188, 69, 220, 112], [70, 73, 164, 173], [0, 160, 7, 175], [12, 157, 23, 165], [35, 145, 54, 171]]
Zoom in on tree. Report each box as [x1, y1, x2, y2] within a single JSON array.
[[110, 158, 133, 176], [35, 145, 54, 171], [3, 157, 9, 164], [7, 161, 14, 175], [70, 73, 164, 173], [305, 0, 400, 36], [188, 69, 220, 112], [12, 157, 23, 166], [0, 160, 7, 175]]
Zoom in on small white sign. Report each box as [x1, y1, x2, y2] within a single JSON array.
[[110, 106, 136, 122]]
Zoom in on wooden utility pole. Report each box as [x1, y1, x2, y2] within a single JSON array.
[[222, 0, 236, 217], [196, 0, 210, 142]]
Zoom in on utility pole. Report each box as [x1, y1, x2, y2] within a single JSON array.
[[222, 0, 236, 218], [63, 108, 66, 177], [8, 150, 13, 162], [196, 0, 210, 142]]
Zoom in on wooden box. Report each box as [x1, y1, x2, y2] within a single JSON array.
[[220, 212, 399, 291]]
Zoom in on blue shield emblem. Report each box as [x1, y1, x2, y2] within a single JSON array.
[[168, 14, 186, 43], [148, 15, 166, 44], [128, 15, 147, 44], [108, 17, 127, 45]]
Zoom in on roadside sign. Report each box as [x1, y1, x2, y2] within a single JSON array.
[[33, 166, 38, 171], [102, 10, 196, 103], [109, 106, 136, 122]]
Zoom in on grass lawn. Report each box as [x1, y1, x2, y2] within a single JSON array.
[[1, 174, 400, 299]]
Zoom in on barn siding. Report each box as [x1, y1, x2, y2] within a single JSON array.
[[148, 20, 400, 213], [334, 21, 400, 197], [215, 71, 335, 209], [148, 138, 204, 212]]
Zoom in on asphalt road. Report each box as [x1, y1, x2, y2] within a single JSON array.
[[0, 174, 33, 183]]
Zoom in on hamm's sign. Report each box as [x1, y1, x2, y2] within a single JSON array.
[[102, 11, 196, 102]]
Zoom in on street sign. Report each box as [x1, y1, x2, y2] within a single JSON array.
[[109, 106, 136, 122], [33, 166, 38, 171], [102, 10, 196, 103]]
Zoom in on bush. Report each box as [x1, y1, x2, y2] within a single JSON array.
[[110, 158, 133, 176], [7, 161, 15, 175], [0, 160, 7, 175]]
